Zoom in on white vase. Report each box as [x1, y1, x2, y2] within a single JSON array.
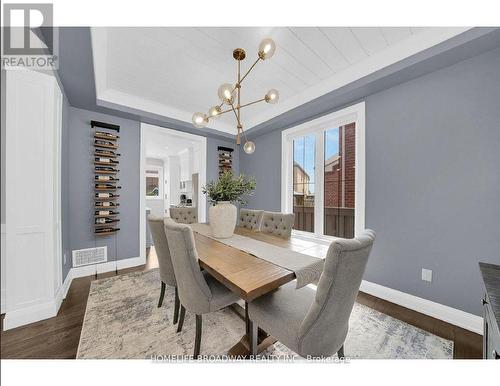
[[209, 201, 237, 238]]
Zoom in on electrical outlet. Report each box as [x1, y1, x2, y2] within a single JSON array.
[[63, 252, 67, 265], [421, 268, 432, 282]]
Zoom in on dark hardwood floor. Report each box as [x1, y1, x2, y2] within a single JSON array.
[[0, 249, 482, 359]]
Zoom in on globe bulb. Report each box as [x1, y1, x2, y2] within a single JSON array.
[[243, 141, 256, 154], [192, 112, 208, 128], [208, 105, 221, 118], [258, 38, 276, 60], [265, 89, 279, 104], [217, 83, 235, 105]]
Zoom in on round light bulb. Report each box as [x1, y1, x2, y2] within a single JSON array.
[[217, 83, 235, 105], [192, 112, 208, 128], [208, 105, 222, 118], [265, 89, 279, 104], [258, 38, 276, 60], [243, 141, 256, 154]]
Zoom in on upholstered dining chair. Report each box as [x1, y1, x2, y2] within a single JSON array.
[[164, 218, 240, 358], [248, 229, 376, 358], [260, 211, 295, 238], [239, 209, 264, 231], [147, 215, 180, 325], [169, 207, 198, 224]]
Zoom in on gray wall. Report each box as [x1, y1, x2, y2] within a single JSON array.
[[63, 107, 242, 281], [240, 47, 500, 316], [239, 130, 281, 211], [67, 107, 141, 273]]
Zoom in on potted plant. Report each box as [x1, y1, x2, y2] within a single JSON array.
[[202, 171, 256, 238]]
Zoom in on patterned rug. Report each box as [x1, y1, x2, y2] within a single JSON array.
[[77, 269, 453, 359]]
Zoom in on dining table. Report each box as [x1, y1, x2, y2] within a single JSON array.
[[192, 225, 330, 357]]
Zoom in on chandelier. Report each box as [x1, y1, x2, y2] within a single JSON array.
[[192, 38, 279, 154]]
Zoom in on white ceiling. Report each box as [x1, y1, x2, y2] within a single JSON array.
[[91, 27, 470, 135], [143, 128, 196, 161]]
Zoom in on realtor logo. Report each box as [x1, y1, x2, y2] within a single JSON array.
[[2, 3, 58, 69]]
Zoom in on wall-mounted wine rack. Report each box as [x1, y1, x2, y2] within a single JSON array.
[[218, 146, 233, 176], [92, 120, 121, 236]]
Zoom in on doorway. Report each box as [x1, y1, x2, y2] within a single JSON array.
[[140, 123, 207, 258]]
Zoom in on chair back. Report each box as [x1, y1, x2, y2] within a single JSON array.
[[298, 230, 376, 357], [239, 209, 264, 231], [163, 219, 212, 314], [260, 211, 295, 238], [147, 215, 176, 286], [169, 207, 198, 224]]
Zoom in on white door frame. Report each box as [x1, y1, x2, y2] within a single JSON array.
[[281, 101, 366, 237], [140, 123, 207, 259]]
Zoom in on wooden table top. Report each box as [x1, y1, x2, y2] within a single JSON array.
[[193, 227, 329, 301]]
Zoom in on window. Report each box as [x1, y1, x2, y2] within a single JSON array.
[[281, 102, 365, 238], [146, 167, 163, 199]]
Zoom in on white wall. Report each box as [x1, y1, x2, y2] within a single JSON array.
[[169, 155, 181, 206]]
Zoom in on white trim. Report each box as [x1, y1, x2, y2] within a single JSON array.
[[2, 256, 145, 330], [1, 223, 6, 314], [140, 123, 207, 260], [70, 256, 146, 279], [90, 27, 470, 135], [281, 101, 366, 237], [3, 299, 61, 331], [360, 280, 483, 335]]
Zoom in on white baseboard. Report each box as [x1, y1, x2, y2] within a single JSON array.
[[70, 256, 146, 279], [3, 299, 60, 330], [2, 256, 145, 331], [1, 289, 6, 315], [360, 280, 483, 335]]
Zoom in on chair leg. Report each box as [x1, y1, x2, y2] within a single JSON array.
[[194, 314, 202, 359], [337, 345, 344, 359], [176, 305, 186, 333], [157, 281, 166, 308], [249, 320, 258, 358], [173, 286, 180, 324]]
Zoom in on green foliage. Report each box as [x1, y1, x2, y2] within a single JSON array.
[[202, 171, 256, 205]]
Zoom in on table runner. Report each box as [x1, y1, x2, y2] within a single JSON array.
[[190, 223, 325, 289]]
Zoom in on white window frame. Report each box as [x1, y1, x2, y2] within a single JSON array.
[[145, 165, 163, 200], [281, 102, 366, 237]]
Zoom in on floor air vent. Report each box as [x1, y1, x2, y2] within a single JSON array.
[[72, 247, 107, 267]]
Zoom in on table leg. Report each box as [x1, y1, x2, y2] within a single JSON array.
[[228, 303, 277, 358]]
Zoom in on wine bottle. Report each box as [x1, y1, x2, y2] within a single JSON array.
[[95, 192, 119, 198], [95, 175, 119, 181], [95, 227, 120, 233], [95, 210, 119, 216], [94, 139, 115, 147], [95, 166, 118, 172], [95, 131, 119, 140], [95, 218, 120, 224], [96, 201, 119, 207], [95, 183, 122, 189]]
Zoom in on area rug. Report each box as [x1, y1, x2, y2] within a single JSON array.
[[76, 269, 453, 359]]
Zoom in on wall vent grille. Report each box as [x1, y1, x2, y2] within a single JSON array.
[[72, 247, 107, 267]]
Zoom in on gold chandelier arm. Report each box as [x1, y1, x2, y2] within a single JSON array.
[[230, 103, 240, 124], [238, 57, 261, 86], [239, 98, 266, 110]]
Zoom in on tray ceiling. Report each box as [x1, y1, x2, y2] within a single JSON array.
[[91, 27, 470, 135]]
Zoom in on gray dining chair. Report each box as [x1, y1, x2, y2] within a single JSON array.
[[248, 229, 376, 358], [169, 207, 198, 224], [147, 215, 180, 325], [260, 211, 295, 238], [239, 209, 264, 231], [164, 218, 240, 358]]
